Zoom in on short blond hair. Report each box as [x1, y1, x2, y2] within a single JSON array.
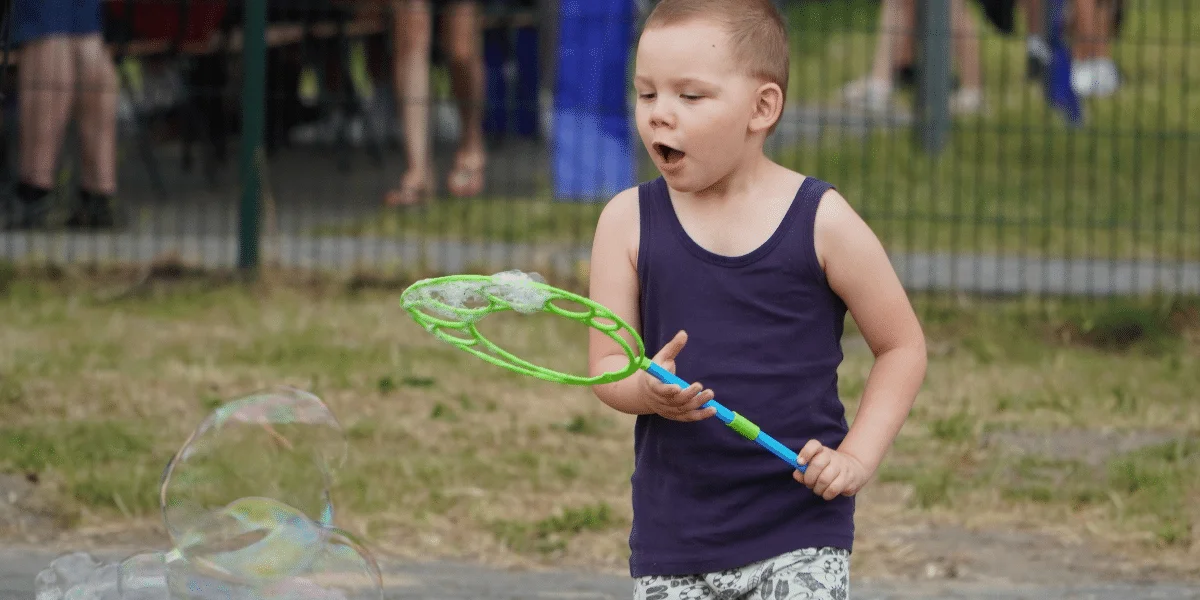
[[643, 0, 790, 104]]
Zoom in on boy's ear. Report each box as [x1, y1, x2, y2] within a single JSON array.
[[749, 82, 784, 134]]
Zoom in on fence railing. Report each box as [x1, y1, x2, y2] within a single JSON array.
[[0, 0, 1195, 302]]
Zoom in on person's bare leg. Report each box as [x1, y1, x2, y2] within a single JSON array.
[[951, 0, 981, 91], [1072, 0, 1111, 60], [871, 0, 912, 83], [950, 0, 983, 112], [893, 0, 916, 69], [1069, 0, 1119, 96], [1072, 0, 1092, 59], [17, 37, 75, 191], [1022, 0, 1051, 79], [441, 0, 486, 197], [74, 35, 118, 196], [1092, 0, 1113, 58], [844, 0, 910, 109], [385, 0, 433, 206], [1024, 0, 1043, 35]]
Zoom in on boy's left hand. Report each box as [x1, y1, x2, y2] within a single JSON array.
[[793, 440, 871, 500]]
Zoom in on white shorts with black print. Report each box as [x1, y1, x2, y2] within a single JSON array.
[[632, 547, 850, 600]]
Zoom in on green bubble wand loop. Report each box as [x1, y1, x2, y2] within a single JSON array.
[[400, 273, 806, 472]]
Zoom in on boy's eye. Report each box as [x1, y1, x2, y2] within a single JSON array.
[[681, 94, 702, 101], [638, 93, 656, 100]]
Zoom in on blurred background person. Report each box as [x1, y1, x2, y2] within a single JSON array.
[[6, 0, 119, 229], [384, 0, 487, 207]]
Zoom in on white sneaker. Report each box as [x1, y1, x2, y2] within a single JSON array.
[[841, 77, 893, 112], [950, 88, 984, 115], [1071, 59, 1120, 97]]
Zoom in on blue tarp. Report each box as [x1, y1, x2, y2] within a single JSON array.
[[484, 22, 540, 137], [1045, 0, 1083, 126], [551, 0, 637, 203]]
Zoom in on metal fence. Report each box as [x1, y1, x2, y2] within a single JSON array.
[[0, 0, 1196, 302]]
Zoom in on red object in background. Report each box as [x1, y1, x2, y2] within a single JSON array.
[[105, 0, 228, 45]]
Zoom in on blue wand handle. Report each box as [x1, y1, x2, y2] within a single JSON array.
[[642, 360, 805, 473]]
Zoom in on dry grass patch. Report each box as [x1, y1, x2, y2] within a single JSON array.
[[1, 274, 1197, 579]]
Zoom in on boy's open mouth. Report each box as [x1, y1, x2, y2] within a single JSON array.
[[654, 142, 686, 165]]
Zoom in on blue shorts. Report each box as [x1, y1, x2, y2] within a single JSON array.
[[11, 0, 104, 46]]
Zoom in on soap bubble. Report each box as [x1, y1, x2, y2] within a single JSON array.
[[117, 552, 169, 600], [404, 270, 553, 323], [36, 554, 118, 600], [168, 496, 327, 585], [488, 270, 551, 314], [160, 388, 347, 549], [37, 388, 383, 600]]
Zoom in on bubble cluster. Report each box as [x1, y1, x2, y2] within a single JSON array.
[[404, 270, 553, 323], [35, 388, 382, 600]]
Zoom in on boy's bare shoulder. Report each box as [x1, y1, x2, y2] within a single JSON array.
[[813, 186, 882, 268], [595, 186, 642, 237], [600, 186, 641, 221], [813, 185, 855, 222], [592, 185, 643, 257]]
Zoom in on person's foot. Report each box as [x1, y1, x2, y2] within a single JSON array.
[[841, 77, 892, 113], [65, 190, 118, 230], [1026, 35, 1052, 81], [950, 88, 985, 115], [446, 148, 486, 198], [384, 165, 433, 207], [894, 65, 961, 91], [3, 183, 51, 231], [1071, 58, 1120, 98], [2, 195, 49, 230]]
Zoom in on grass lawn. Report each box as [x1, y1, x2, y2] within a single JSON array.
[[319, 0, 1199, 262], [1, 271, 1197, 577]]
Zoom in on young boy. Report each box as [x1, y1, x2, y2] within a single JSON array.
[[586, 0, 928, 597]]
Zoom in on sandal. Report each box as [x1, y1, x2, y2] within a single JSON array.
[[446, 150, 486, 198], [384, 164, 434, 207]]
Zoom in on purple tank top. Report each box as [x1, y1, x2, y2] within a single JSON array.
[[630, 176, 854, 578]]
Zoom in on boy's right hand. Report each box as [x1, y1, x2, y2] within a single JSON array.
[[639, 331, 718, 422]]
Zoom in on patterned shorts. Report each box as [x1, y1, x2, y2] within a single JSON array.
[[632, 547, 850, 600]]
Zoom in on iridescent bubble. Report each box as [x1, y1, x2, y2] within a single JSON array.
[[168, 496, 327, 585], [117, 552, 169, 600], [37, 388, 383, 600], [63, 565, 119, 600], [255, 530, 384, 600], [159, 387, 347, 550], [36, 552, 101, 600]]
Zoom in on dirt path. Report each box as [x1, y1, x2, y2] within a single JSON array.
[[3, 544, 1198, 600], [4, 518, 1199, 600]]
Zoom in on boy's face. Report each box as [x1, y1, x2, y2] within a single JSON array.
[[634, 19, 764, 192]]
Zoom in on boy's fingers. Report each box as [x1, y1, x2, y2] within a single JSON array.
[[648, 379, 679, 397], [675, 406, 717, 422], [820, 472, 848, 500], [686, 388, 715, 411], [803, 449, 832, 488], [797, 439, 825, 466], [664, 382, 701, 406], [814, 460, 840, 491], [652, 330, 688, 366]]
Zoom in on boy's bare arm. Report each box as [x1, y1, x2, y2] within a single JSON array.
[[815, 189, 928, 477], [587, 188, 655, 415]]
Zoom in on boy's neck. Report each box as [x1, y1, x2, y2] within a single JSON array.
[[672, 151, 787, 207]]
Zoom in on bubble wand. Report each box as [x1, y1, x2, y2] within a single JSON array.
[[400, 272, 806, 472]]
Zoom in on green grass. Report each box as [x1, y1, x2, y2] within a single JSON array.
[[318, 1, 1198, 263], [1, 274, 1197, 574]]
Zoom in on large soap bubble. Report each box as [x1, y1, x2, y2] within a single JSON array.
[[36, 387, 382, 600], [160, 387, 347, 545]]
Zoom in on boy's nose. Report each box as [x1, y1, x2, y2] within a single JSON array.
[[648, 101, 675, 128]]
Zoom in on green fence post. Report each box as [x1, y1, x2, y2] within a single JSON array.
[[915, 0, 952, 154], [238, 0, 267, 272]]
